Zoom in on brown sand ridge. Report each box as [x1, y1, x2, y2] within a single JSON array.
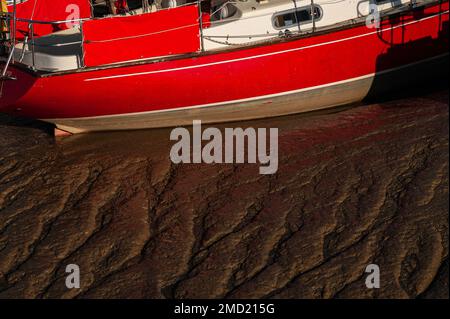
[[0, 90, 448, 299]]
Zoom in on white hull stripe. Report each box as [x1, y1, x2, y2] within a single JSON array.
[[84, 10, 448, 82], [45, 53, 448, 122]]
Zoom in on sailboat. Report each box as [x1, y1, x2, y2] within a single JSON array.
[[0, 0, 448, 134]]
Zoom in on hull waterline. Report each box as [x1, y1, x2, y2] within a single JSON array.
[[45, 54, 450, 134], [1, 1, 449, 133]]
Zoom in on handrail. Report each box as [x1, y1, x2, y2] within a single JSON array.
[[1, 0, 441, 73], [0, 0, 440, 28], [8, 1, 201, 25], [14, 17, 90, 25]]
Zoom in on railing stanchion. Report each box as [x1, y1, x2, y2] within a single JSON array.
[[311, 0, 316, 33], [30, 22, 35, 69], [197, 0, 205, 52], [18, 32, 27, 62], [80, 20, 85, 68], [11, 0, 16, 63]]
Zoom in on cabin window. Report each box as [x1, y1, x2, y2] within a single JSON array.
[[273, 5, 322, 29]]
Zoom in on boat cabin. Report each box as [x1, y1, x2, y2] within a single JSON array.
[[2, 0, 414, 72]]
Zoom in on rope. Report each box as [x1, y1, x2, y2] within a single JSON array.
[[30, 0, 37, 20], [85, 21, 200, 43], [203, 29, 307, 46]]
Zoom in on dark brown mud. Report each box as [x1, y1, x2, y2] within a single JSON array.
[[0, 89, 448, 299]]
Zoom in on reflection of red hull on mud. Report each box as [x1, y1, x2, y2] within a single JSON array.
[[0, 1, 449, 133]]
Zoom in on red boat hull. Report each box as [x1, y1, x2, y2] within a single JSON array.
[[1, 1, 449, 133]]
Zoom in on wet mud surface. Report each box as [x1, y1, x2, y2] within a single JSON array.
[[0, 88, 448, 299]]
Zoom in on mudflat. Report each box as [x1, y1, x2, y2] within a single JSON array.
[[0, 89, 448, 298]]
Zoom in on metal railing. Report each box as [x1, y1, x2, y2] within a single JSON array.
[[1, 1, 205, 74], [0, 0, 434, 75], [6, 16, 89, 69]]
